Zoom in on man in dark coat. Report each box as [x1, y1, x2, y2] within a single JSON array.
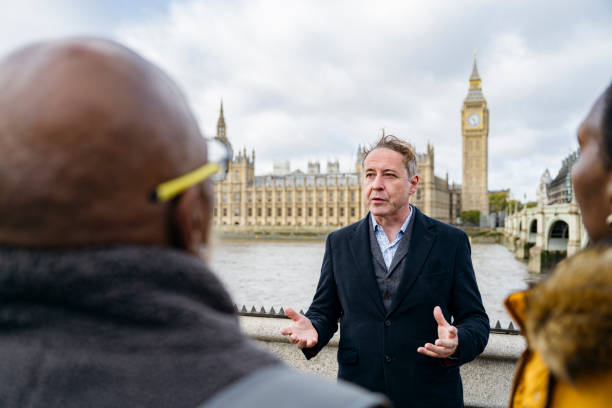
[[0, 38, 387, 408], [281, 136, 490, 407]]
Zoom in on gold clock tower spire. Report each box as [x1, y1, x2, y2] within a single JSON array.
[[461, 51, 490, 225]]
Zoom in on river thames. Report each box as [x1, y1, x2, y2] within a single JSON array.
[[210, 239, 537, 325]]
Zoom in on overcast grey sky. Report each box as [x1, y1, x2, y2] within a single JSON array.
[[1, 0, 611, 201]]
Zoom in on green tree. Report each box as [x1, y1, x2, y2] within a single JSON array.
[[461, 210, 480, 226], [507, 200, 524, 213], [489, 191, 509, 213]]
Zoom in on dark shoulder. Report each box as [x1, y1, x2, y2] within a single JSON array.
[[415, 207, 468, 241], [327, 217, 368, 242]]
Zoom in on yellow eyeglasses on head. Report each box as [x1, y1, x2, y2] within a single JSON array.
[[149, 138, 231, 203]]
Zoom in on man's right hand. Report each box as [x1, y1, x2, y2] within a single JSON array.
[[279, 307, 318, 349]]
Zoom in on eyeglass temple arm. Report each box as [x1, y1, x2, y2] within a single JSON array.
[[150, 162, 220, 203]]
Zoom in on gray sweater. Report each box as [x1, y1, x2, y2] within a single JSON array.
[[0, 246, 280, 408]]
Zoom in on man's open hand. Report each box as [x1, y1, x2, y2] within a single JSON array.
[[417, 306, 459, 358], [279, 307, 318, 349]]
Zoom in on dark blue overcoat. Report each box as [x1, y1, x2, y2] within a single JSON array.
[[304, 208, 489, 408]]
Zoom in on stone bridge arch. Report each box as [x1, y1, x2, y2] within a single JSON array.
[[506, 203, 582, 272], [514, 220, 523, 245], [546, 218, 570, 251], [528, 218, 538, 244]]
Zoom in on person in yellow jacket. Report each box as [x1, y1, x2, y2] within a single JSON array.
[[507, 81, 612, 407]]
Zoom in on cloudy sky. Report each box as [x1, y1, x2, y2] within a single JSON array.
[[1, 0, 611, 201]]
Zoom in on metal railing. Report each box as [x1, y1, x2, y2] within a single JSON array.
[[234, 304, 520, 335]]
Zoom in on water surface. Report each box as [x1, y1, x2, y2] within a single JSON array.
[[210, 239, 535, 325]]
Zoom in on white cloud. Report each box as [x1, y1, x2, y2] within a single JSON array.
[[1, 0, 610, 202], [0, 1, 83, 52]]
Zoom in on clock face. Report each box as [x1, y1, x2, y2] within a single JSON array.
[[467, 113, 481, 127]]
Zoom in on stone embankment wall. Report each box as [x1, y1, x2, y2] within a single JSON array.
[[240, 315, 524, 408], [216, 226, 504, 244], [215, 225, 334, 240]]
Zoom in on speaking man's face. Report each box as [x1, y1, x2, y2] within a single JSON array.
[[363, 148, 418, 221]]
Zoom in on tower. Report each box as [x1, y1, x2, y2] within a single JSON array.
[[216, 100, 231, 152], [213, 101, 254, 226], [354, 144, 366, 174], [461, 51, 489, 223]]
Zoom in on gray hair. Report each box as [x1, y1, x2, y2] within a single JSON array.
[[362, 134, 417, 177]]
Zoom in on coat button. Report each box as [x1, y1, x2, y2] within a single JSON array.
[[384, 320, 391, 327], [385, 355, 392, 363]]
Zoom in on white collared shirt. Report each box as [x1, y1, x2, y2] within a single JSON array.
[[371, 206, 413, 270]]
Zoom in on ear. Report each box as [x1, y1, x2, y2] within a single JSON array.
[[408, 174, 419, 195], [173, 187, 205, 255]]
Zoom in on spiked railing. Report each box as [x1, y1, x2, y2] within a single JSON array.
[[234, 304, 520, 335]]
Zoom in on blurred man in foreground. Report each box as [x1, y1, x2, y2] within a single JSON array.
[[0, 38, 387, 408]]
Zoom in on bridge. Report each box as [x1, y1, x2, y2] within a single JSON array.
[[503, 200, 587, 273]]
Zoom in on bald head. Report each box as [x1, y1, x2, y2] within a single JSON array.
[[0, 38, 208, 247]]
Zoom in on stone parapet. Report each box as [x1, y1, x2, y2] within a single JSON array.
[[240, 315, 524, 408]]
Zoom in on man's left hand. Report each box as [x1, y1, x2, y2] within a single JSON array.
[[417, 306, 458, 358]]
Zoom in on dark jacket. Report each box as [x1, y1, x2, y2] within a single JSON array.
[[0, 246, 280, 408], [304, 208, 490, 408], [506, 245, 612, 408]]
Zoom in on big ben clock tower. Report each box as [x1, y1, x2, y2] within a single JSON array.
[[461, 52, 489, 224]]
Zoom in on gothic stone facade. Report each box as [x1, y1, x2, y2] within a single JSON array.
[[215, 146, 364, 227], [212, 114, 456, 228], [413, 144, 453, 223]]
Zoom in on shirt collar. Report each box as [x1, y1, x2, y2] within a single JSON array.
[[371, 204, 414, 234]]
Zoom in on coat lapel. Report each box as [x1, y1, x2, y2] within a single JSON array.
[[387, 208, 436, 317], [348, 215, 386, 316], [368, 218, 388, 272]]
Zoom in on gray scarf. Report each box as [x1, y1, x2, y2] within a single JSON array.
[[0, 245, 279, 408]]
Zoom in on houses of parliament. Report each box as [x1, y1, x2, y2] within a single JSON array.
[[213, 55, 489, 228]]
